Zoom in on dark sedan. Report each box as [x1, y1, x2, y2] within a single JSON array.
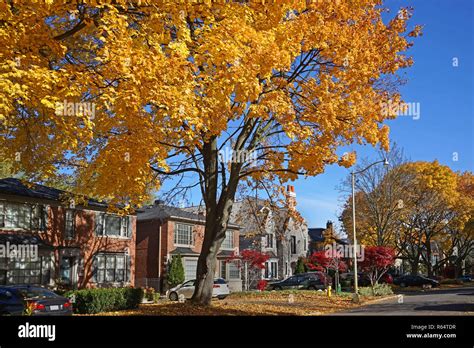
[[268, 272, 330, 291], [393, 275, 439, 288], [0, 285, 73, 316]]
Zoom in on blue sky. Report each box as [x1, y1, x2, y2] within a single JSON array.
[[295, 0, 473, 230], [157, 0, 473, 232]]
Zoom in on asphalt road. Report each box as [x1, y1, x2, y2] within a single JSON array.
[[331, 286, 474, 315]]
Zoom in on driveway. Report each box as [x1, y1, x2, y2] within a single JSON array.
[[331, 286, 474, 315]]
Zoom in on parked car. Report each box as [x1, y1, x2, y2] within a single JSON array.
[[268, 272, 330, 291], [0, 285, 73, 316], [167, 278, 230, 301], [457, 275, 472, 282], [393, 275, 439, 288]]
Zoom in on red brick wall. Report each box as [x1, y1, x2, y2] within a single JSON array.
[[135, 219, 159, 279], [0, 203, 136, 288]]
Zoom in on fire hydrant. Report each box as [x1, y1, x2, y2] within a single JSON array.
[[327, 285, 332, 298]]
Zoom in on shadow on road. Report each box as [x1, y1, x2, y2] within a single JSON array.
[[395, 287, 474, 297], [414, 303, 474, 312]]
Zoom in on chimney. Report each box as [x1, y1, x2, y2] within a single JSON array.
[[286, 185, 297, 209], [286, 185, 296, 198]]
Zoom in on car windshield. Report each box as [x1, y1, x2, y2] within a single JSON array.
[[214, 278, 227, 284], [15, 287, 59, 299]]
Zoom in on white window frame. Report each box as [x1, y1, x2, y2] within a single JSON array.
[[228, 261, 241, 279], [96, 213, 131, 239], [264, 233, 274, 249], [221, 230, 234, 250], [64, 209, 75, 239], [264, 260, 278, 280], [174, 223, 194, 247]]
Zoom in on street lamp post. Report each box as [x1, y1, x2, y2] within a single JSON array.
[[351, 158, 389, 303]]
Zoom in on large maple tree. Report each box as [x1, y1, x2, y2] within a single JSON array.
[[0, 1, 420, 304]]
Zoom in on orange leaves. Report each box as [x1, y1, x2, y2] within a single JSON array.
[[0, 1, 420, 209]]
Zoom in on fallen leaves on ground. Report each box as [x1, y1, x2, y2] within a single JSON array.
[[90, 290, 383, 316]]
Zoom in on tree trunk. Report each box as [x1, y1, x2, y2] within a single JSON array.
[[191, 135, 242, 305], [410, 262, 419, 275]]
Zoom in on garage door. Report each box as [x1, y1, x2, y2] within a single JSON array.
[[184, 258, 198, 281]]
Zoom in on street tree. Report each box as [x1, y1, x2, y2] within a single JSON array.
[[358, 246, 395, 288], [0, 1, 420, 304]]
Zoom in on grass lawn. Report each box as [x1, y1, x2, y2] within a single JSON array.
[[89, 290, 390, 316]]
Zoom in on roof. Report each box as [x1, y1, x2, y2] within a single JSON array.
[[308, 228, 349, 245], [170, 247, 199, 256], [139, 203, 240, 229], [308, 228, 325, 243], [0, 234, 53, 249], [0, 178, 108, 209]]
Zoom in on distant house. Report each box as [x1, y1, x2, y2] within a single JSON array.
[[308, 221, 348, 255], [0, 178, 136, 289], [229, 185, 309, 288], [135, 201, 242, 293]]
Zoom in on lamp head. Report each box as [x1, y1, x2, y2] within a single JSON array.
[[383, 158, 389, 167]]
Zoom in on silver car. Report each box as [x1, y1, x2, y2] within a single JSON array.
[[167, 278, 230, 301]]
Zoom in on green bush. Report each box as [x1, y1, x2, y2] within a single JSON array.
[[168, 254, 185, 287], [295, 257, 306, 274], [359, 283, 394, 297], [65, 287, 144, 314]]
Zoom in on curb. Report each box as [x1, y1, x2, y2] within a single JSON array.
[[360, 294, 399, 305]]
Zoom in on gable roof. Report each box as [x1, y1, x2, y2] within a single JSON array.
[[308, 228, 325, 243], [137, 204, 206, 222], [0, 178, 108, 209], [137, 204, 240, 229]]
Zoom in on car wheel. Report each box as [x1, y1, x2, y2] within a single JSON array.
[[400, 282, 407, 287], [308, 285, 316, 290], [169, 292, 179, 301], [274, 286, 283, 291], [217, 295, 227, 300]]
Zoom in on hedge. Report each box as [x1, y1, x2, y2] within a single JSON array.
[[65, 287, 144, 314], [359, 283, 394, 297]]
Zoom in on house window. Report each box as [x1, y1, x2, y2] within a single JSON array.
[[2, 257, 51, 285], [228, 262, 240, 279], [290, 236, 297, 254], [303, 237, 307, 251], [264, 261, 278, 279], [94, 253, 129, 284], [105, 215, 121, 236], [1, 202, 31, 229], [219, 260, 226, 279], [64, 209, 75, 239], [0, 202, 47, 231], [95, 213, 104, 236], [98, 214, 130, 238], [174, 223, 193, 246], [264, 234, 274, 248], [219, 260, 240, 280], [33, 205, 48, 232], [221, 231, 234, 249]]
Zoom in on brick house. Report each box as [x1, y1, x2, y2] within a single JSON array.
[[0, 178, 136, 289], [135, 201, 242, 293]]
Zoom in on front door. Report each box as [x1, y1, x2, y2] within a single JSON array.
[[60, 256, 78, 288]]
